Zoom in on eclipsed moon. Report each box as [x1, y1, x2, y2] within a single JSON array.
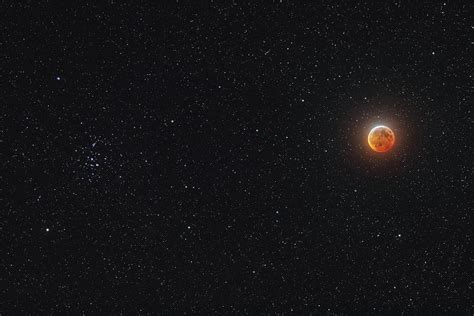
[[368, 125, 395, 153]]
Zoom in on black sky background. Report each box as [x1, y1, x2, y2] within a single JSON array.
[[2, 1, 473, 314]]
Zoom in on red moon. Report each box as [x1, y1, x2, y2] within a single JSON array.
[[368, 125, 395, 153]]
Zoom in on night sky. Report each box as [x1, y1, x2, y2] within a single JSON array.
[[3, 2, 473, 314]]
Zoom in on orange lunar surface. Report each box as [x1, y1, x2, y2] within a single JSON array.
[[368, 125, 395, 153]]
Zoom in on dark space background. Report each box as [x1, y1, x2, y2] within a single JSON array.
[[2, 1, 472, 314]]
